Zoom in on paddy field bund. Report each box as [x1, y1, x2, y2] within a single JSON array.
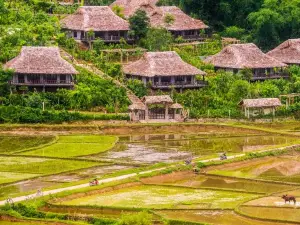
[[1, 122, 300, 224]]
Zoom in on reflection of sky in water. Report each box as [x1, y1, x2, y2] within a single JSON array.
[[87, 135, 297, 164], [102, 144, 191, 163]]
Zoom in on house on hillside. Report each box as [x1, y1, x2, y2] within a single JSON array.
[[129, 95, 185, 121], [239, 98, 282, 118], [110, 0, 209, 41], [123, 51, 207, 90], [60, 6, 133, 43], [5, 47, 78, 92], [204, 43, 288, 81], [267, 39, 300, 65]]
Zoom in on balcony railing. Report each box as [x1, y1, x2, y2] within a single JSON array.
[[252, 72, 289, 80], [152, 80, 208, 89], [182, 35, 208, 40], [11, 80, 73, 86], [82, 36, 134, 42]]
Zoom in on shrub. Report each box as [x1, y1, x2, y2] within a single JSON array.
[[117, 211, 152, 225]]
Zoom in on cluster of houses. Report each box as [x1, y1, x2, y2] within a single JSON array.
[[4, 0, 300, 121], [60, 0, 209, 43]]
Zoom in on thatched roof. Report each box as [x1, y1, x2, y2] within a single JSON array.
[[123, 51, 206, 77], [4, 47, 78, 75], [110, 0, 158, 18], [239, 98, 282, 108], [143, 95, 173, 104], [61, 6, 129, 32], [128, 103, 146, 111], [170, 103, 183, 109], [267, 39, 300, 65], [204, 43, 287, 69], [151, 6, 208, 31], [110, 1, 208, 30]]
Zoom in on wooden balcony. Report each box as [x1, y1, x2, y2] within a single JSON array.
[[152, 80, 208, 89], [11, 80, 74, 87], [252, 72, 289, 81], [181, 35, 208, 41], [82, 36, 134, 43]]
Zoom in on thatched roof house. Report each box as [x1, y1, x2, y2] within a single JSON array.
[[4, 46, 78, 75], [110, 0, 158, 18], [151, 6, 208, 31], [267, 39, 300, 65], [124, 51, 205, 77], [142, 95, 173, 104], [239, 98, 282, 118], [110, 0, 208, 41], [124, 51, 207, 89], [129, 95, 184, 121], [5, 47, 77, 92], [61, 6, 129, 32], [239, 98, 282, 108], [204, 43, 287, 70]]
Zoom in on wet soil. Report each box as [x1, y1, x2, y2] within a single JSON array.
[[141, 171, 294, 194], [156, 209, 297, 225], [239, 206, 300, 223]]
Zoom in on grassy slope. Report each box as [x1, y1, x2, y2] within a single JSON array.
[[22, 135, 117, 158]]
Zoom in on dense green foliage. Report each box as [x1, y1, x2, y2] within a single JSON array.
[[0, 67, 129, 113], [173, 65, 300, 119], [129, 10, 150, 41], [158, 0, 300, 50]]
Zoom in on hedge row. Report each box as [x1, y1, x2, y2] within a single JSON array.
[[0, 106, 129, 123]]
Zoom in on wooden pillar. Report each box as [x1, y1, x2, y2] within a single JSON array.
[[171, 76, 175, 85], [145, 105, 149, 121], [24, 74, 28, 83], [57, 75, 60, 84], [165, 104, 169, 120]]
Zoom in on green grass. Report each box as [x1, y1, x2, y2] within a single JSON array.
[[62, 185, 259, 209], [0, 136, 55, 154], [0, 172, 39, 184], [0, 156, 101, 184], [22, 135, 117, 158]]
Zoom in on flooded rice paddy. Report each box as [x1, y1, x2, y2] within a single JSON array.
[[207, 152, 300, 183], [141, 171, 295, 194], [2, 131, 300, 225], [239, 206, 300, 223], [156, 210, 296, 225], [83, 134, 299, 164], [62, 185, 259, 209]]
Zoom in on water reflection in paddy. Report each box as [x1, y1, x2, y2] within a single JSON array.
[[84, 134, 299, 164]]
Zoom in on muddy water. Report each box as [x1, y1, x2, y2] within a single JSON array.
[[142, 172, 294, 194], [0, 165, 130, 198], [84, 134, 298, 164], [239, 206, 300, 223], [156, 210, 296, 225]]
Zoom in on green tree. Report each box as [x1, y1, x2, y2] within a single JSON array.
[[248, 8, 283, 50], [129, 10, 150, 41], [141, 28, 173, 51], [112, 4, 125, 19]]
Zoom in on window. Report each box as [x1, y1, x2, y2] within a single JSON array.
[[73, 31, 77, 38]]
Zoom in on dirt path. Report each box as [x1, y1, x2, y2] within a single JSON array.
[[0, 154, 245, 206]]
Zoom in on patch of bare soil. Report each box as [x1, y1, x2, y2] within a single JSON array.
[[50, 182, 140, 204], [141, 171, 195, 185]]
